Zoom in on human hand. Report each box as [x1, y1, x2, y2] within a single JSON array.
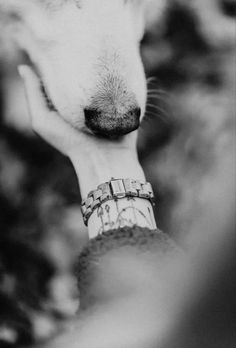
[[18, 65, 145, 197]]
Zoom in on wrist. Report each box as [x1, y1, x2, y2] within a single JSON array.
[[70, 150, 145, 198]]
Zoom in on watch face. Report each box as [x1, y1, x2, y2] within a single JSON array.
[[110, 179, 127, 199]]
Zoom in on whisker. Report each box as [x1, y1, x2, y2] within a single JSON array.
[[147, 94, 169, 101], [146, 102, 171, 114], [147, 89, 169, 95], [146, 76, 157, 84], [145, 81, 172, 125], [147, 92, 166, 96], [146, 104, 169, 119], [146, 103, 162, 108], [144, 111, 169, 124], [146, 101, 167, 110], [147, 90, 172, 104], [147, 94, 167, 101], [146, 105, 169, 117]]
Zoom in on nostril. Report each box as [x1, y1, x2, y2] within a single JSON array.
[[84, 108, 101, 120], [128, 107, 141, 120]]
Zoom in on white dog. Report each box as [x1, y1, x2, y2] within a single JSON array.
[[0, 0, 158, 137]]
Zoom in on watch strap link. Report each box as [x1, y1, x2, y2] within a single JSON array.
[[81, 178, 155, 226]]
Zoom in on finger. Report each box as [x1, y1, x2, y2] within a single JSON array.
[[18, 64, 49, 121], [14, 28, 42, 67], [18, 64, 63, 134], [18, 65, 82, 155]]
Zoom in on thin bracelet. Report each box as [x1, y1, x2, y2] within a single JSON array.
[[81, 178, 155, 226]]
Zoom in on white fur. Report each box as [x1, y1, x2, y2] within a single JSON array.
[[0, 0, 150, 130]]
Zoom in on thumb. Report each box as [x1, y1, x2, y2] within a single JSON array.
[[18, 65, 50, 126], [18, 65, 81, 155]]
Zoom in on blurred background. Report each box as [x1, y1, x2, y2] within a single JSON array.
[[0, 0, 235, 347]]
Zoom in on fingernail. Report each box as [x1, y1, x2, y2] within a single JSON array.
[[17, 65, 24, 78], [17, 65, 28, 78]]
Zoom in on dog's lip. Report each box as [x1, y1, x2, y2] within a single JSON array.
[[27, 58, 40, 78], [26, 60, 56, 110], [81, 124, 125, 141]]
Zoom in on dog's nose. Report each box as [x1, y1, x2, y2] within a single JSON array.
[[84, 107, 141, 137]]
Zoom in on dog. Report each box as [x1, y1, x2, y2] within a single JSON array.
[[0, 0, 158, 137]]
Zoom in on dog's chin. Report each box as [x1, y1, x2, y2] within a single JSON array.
[[85, 114, 140, 139]]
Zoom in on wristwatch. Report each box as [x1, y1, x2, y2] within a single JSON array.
[[81, 178, 155, 226]]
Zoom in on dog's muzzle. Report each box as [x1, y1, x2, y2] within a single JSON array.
[[84, 107, 141, 137]]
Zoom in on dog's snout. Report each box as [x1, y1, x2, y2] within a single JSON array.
[[84, 107, 141, 137]]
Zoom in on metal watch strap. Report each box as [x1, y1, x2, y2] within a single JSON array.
[[81, 178, 155, 226]]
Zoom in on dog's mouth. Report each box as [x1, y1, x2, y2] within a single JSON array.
[[27, 59, 57, 112], [40, 81, 57, 112], [84, 108, 141, 138]]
